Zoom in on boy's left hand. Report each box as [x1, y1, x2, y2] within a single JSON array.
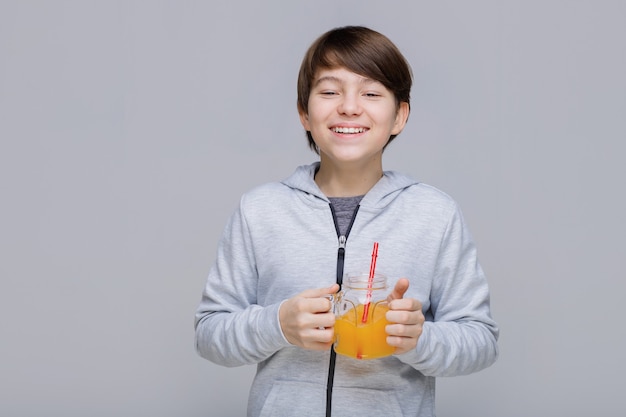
[[385, 278, 424, 355]]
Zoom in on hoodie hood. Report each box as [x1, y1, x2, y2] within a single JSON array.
[[281, 162, 420, 209]]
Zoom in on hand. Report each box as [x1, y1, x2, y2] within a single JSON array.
[[279, 284, 339, 351], [385, 278, 424, 355]]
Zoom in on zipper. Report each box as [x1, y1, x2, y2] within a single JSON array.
[[329, 204, 360, 289], [326, 203, 360, 417], [336, 235, 346, 289]]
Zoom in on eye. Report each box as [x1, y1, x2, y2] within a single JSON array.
[[320, 90, 338, 96], [364, 92, 382, 98]]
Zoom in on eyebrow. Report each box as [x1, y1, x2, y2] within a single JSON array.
[[314, 75, 378, 87]]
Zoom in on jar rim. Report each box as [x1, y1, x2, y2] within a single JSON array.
[[345, 273, 387, 289]]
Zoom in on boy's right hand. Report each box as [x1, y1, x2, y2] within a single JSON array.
[[279, 284, 339, 350]]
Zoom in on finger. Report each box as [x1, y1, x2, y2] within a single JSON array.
[[299, 283, 340, 299], [386, 322, 421, 338], [302, 328, 335, 348], [387, 278, 409, 301], [311, 327, 335, 344], [389, 297, 422, 312], [386, 335, 418, 352], [386, 309, 416, 325], [314, 311, 336, 328], [308, 340, 335, 351]]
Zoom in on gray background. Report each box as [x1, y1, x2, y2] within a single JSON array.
[[1, 1, 624, 416]]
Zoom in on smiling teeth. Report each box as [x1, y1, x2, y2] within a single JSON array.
[[333, 127, 365, 134]]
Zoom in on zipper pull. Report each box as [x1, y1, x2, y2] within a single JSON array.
[[338, 235, 346, 249]]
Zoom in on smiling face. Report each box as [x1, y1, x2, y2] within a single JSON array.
[[299, 67, 409, 168]]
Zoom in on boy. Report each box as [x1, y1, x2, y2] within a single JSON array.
[[195, 26, 499, 417]]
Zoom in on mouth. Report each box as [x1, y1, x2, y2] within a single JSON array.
[[331, 126, 368, 134]]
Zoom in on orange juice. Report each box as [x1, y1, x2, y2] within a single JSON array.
[[334, 302, 395, 359]]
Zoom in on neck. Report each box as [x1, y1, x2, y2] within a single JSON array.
[[315, 158, 383, 197]]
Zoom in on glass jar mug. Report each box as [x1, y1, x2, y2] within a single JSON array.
[[331, 273, 396, 360]]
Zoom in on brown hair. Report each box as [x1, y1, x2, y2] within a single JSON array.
[[297, 26, 413, 153]]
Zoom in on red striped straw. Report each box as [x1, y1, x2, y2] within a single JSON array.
[[361, 242, 379, 323]]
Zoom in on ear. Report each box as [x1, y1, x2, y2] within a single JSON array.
[[391, 102, 410, 135], [298, 107, 311, 131]]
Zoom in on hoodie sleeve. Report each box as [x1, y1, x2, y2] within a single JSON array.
[[194, 197, 291, 367], [395, 204, 499, 376]]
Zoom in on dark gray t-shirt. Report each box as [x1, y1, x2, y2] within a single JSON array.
[[328, 195, 364, 236]]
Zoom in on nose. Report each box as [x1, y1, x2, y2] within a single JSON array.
[[337, 92, 362, 116]]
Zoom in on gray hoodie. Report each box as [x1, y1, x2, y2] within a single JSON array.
[[195, 162, 499, 417]]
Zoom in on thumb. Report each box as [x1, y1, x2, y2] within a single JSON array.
[[388, 278, 409, 301]]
